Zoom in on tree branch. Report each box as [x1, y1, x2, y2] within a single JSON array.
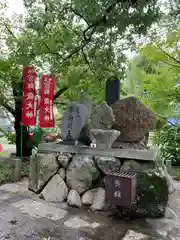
[[163, 60, 180, 69], [53, 67, 89, 100], [42, 41, 64, 60], [83, 0, 121, 41], [68, 6, 89, 25], [81, 49, 101, 80], [54, 86, 68, 100], [156, 44, 180, 65], [4, 24, 17, 39], [43, 0, 121, 63], [0, 100, 15, 116]]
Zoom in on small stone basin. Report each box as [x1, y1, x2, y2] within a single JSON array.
[[89, 129, 120, 149]]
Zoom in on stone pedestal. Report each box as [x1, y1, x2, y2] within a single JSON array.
[[89, 129, 120, 149], [28, 149, 59, 193], [29, 157, 38, 192], [12, 157, 21, 182]]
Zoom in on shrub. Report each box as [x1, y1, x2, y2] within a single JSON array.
[[0, 127, 16, 144], [154, 125, 180, 166]]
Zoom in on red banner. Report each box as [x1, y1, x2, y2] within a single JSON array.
[[39, 75, 56, 128], [21, 66, 38, 126]]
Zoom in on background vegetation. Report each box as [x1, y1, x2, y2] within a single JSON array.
[[0, 0, 179, 164]]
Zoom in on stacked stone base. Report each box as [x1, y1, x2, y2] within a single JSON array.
[[29, 149, 174, 218]]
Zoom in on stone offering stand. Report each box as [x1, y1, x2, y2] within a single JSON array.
[[28, 94, 174, 218]]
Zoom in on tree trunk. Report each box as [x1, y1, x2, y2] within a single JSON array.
[[14, 113, 32, 157], [12, 79, 32, 157]]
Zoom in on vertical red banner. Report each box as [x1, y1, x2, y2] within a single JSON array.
[[39, 75, 56, 128], [21, 66, 37, 126]]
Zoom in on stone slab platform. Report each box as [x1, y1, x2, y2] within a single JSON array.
[[38, 143, 158, 161]]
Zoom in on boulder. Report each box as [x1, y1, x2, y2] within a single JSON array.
[[82, 189, 96, 205], [120, 169, 169, 218], [112, 97, 156, 142], [61, 101, 88, 141], [159, 166, 175, 194], [95, 156, 121, 174], [90, 187, 105, 211], [67, 190, 82, 208], [166, 227, 180, 239], [165, 207, 178, 220], [29, 148, 38, 192], [89, 129, 120, 149], [122, 230, 150, 240], [58, 168, 66, 179], [66, 154, 99, 194], [90, 102, 115, 129], [40, 174, 68, 202], [58, 154, 71, 168], [121, 160, 141, 172], [37, 153, 59, 191]]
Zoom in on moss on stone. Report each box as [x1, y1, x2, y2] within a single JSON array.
[[122, 169, 169, 218]]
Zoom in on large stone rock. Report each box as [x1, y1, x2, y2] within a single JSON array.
[[90, 102, 115, 129], [120, 168, 169, 218], [166, 227, 180, 239], [122, 230, 150, 240], [158, 166, 175, 194], [121, 159, 156, 172], [29, 148, 38, 192], [95, 156, 121, 173], [58, 154, 71, 168], [89, 129, 120, 149], [58, 168, 66, 179], [66, 154, 99, 194], [90, 187, 105, 211], [121, 160, 141, 171], [111, 97, 156, 143], [36, 153, 59, 191], [82, 189, 96, 205], [61, 101, 88, 141], [67, 190, 82, 208], [40, 174, 68, 202], [165, 207, 178, 220]]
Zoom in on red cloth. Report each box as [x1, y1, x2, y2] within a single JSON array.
[[21, 66, 37, 126], [39, 75, 56, 128]]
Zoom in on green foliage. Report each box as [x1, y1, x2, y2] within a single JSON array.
[[0, 128, 16, 144], [123, 27, 180, 123], [0, 0, 162, 111], [0, 159, 13, 185], [154, 125, 180, 166], [0, 0, 179, 157], [176, 168, 180, 180], [123, 25, 180, 167]]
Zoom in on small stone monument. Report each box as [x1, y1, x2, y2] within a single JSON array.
[[105, 77, 120, 106], [112, 96, 156, 143], [61, 101, 89, 141], [90, 102, 115, 130]]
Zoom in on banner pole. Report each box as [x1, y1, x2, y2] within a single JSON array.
[[20, 122, 23, 165]]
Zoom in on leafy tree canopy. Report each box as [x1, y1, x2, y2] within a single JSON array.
[[0, 0, 178, 155], [123, 25, 180, 123]]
